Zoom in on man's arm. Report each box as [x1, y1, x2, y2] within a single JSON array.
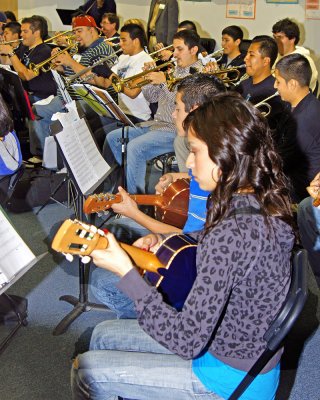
[[111, 186, 182, 234]]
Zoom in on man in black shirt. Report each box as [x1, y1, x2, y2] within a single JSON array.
[[0, 15, 56, 103], [237, 35, 301, 200], [275, 53, 320, 201]]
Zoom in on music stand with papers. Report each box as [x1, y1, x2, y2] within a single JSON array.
[[73, 83, 137, 190], [0, 208, 42, 354], [50, 116, 111, 335]]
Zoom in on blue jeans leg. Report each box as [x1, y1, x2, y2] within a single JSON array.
[[29, 96, 64, 155], [71, 320, 222, 400], [90, 268, 136, 319], [107, 127, 176, 193]]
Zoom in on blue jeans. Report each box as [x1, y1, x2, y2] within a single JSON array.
[[90, 217, 150, 319], [107, 126, 175, 193], [297, 197, 320, 284], [29, 97, 106, 155], [71, 320, 222, 400], [29, 96, 64, 155]]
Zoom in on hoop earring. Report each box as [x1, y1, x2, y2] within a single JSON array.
[[211, 166, 218, 183]]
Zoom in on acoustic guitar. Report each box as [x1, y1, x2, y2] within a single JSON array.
[[52, 219, 197, 310], [83, 178, 190, 229]]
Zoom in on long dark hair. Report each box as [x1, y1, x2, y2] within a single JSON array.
[[183, 92, 294, 233]]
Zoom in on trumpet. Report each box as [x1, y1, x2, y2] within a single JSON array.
[[29, 42, 78, 76], [111, 60, 175, 93], [149, 44, 174, 61], [254, 91, 279, 117], [0, 38, 23, 45], [166, 65, 244, 91], [65, 49, 122, 86], [44, 30, 74, 44]]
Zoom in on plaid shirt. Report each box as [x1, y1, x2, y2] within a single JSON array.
[[141, 59, 203, 132]]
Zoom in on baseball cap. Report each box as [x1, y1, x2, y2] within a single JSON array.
[[72, 15, 98, 29]]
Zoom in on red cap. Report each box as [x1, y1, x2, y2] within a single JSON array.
[[72, 15, 98, 29]]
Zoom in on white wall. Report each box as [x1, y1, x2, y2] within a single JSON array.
[[18, 0, 320, 69]]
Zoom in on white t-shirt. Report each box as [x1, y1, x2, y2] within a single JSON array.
[[112, 51, 153, 121]]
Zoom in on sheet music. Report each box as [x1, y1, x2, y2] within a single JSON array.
[[56, 118, 111, 195], [52, 69, 73, 104], [72, 84, 136, 129], [0, 210, 36, 289]]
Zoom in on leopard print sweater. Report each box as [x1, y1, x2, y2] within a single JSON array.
[[118, 194, 295, 372]]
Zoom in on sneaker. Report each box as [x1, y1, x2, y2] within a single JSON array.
[[28, 156, 43, 164]]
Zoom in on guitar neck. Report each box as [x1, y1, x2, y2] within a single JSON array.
[[130, 194, 163, 207]]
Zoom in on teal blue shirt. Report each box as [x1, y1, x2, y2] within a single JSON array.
[[193, 352, 280, 400]]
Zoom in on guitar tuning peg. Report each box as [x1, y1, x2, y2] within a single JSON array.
[[90, 225, 98, 233], [97, 229, 105, 236], [80, 255, 91, 264], [63, 253, 74, 262]]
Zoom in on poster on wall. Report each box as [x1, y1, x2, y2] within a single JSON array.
[[266, 0, 298, 3], [226, 0, 256, 19], [305, 0, 320, 19]]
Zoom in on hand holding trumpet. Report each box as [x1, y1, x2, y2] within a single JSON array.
[[142, 61, 166, 85]]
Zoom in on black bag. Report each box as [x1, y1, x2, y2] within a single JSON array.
[[0, 294, 28, 323], [7, 168, 68, 212]]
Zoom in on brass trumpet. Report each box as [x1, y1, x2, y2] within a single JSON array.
[[43, 30, 74, 44], [111, 60, 175, 93], [0, 38, 23, 45], [149, 44, 174, 61], [254, 91, 279, 117], [166, 65, 244, 91], [29, 42, 78, 76]]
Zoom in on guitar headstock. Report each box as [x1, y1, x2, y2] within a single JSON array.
[[83, 193, 122, 214], [52, 219, 108, 262]]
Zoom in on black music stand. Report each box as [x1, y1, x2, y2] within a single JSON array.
[[0, 208, 42, 354], [50, 117, 111, 335], [73, 83, 137, 190]]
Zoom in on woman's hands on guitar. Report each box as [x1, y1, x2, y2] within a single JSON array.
[[91, 231, 134, 277], [133, 234, 163, 252]]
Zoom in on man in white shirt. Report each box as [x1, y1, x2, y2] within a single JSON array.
[[272, 18, 318, 94], [94, 23, 153, 160]]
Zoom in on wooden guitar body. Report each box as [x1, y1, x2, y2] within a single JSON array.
[[83, 178, 190, 229]]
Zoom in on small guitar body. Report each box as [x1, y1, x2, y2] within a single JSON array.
[[145, 234, 198, 311], [83, 178, 190, 229]]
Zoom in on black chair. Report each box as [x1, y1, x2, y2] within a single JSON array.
[[200, 38, 216, 55], [228, 248, 308, 400], [239, 39, 252, 55], [151, 152, 177, 175]]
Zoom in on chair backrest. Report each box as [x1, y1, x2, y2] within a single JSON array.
[[200, 38, 216, 55], [228, 248, 308, 400], [239, 39, 252, 55]]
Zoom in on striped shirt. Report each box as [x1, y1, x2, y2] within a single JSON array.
[[59, 38, 116, 100], [141, 59, 203, 132]]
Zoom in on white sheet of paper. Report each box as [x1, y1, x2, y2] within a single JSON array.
[[55, 118, 111, 195], [0, 210, 36, 286]]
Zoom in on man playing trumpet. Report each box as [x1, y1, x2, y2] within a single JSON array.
[[104, 29, 203, 194], [0, 15, 56, 103], [28, 14, 116, 162]]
